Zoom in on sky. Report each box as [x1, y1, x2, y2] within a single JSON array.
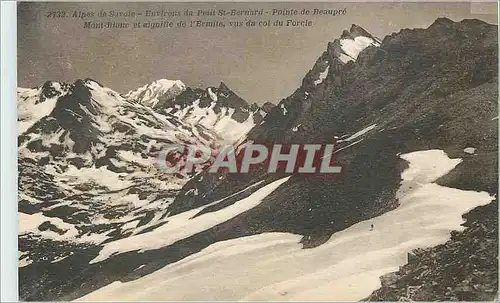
[[18, 2, 497, 104]]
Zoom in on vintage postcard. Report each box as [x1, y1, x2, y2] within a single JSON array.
[[17, 1, 498, 301]]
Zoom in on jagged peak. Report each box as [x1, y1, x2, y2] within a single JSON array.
[[459, 18, 490, 26], [40, 80, 72, 100], [350, 24, 372, 36], [218, 81, 230, 92], [195, 82, 245, 107], [430, 17, 455, 27], [215, 81, 241, 101], [340, 24, 376, 41]]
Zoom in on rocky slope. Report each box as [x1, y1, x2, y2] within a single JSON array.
[[367, 199, 498, 301]]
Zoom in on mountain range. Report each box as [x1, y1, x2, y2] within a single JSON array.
[[18, 18, 498, 301]]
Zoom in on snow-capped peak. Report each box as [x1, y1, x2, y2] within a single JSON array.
[[126, 79, 186, 107], [305, 24, 381, 88], [329, 24, 381, 64]]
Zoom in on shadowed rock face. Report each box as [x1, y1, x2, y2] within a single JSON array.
[[172, 19, 497, 214], [18, 19, 498, 301]]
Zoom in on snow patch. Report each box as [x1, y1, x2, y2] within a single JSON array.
[[17, 87, 59, 134], [81, 150, 493, 301], [207, 88, 218, 102], [337, 124, 377, 143], [339, 36, 380, 63], [463, 147, 476, 155], [19, 251, 33, 267], [89, 177, 290, 264], [171, 100, 255, 144], [314, 65, 329, 85], [280, 104, 288, 115], [400, 150, 462, 184], [51, 254, 71, 264], [292, 124, 302, 132]]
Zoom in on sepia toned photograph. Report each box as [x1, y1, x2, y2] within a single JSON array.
[[17, 1, 498, 301]]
